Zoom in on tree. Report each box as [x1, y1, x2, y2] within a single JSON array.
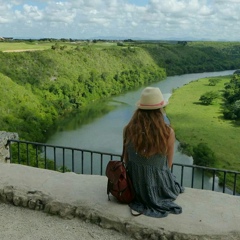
[[199, 91, 219, 105], [177, 41, 188, 46], [51, 43, 60, 50], [193, 143, 216, 167], [208, 78, 220, 86], [117, 42, 124, 46], [233, 69, 240, 75], [232, 100, 240, 118], [222, 74, 240, 119]]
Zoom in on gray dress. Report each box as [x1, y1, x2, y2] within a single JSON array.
[[126, 144, 184, 218]]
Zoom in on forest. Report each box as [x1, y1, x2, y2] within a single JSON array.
[[1, 40, 240, 142]]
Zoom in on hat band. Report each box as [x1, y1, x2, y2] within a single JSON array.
[[140, 100, 165, 107]]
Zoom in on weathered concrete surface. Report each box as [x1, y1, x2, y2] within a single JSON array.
[[0, 163, 239, 240], [0, 203, 135, 240]]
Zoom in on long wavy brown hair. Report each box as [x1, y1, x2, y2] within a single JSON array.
[[124, 109, 171, 158]]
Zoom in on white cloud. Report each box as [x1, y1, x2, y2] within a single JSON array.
[[22, 4, 43, 21], [45, 4, 76, 24], [0, 0, 240, 40], [0, 3, 14, 24]]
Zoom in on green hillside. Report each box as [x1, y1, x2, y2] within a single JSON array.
[[0, 41, 240, 142]]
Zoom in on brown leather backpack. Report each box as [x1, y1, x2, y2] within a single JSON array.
[[105, 160, 135, 204]]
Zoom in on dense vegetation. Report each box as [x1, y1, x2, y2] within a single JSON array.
[[0, 45, 166, 141], [141, 41, 240, 75], [1, 40, 240, 143], [222, 72, 240, 120]]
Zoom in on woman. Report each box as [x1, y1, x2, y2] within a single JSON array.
[[123, 87, 184, 218]]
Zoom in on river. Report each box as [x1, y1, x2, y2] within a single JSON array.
[[46, 70, 235, 193]]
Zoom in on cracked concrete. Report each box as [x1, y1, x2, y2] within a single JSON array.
[[0, 163, 240, 240]]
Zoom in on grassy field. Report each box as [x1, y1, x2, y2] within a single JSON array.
[[0, 42, 52, 51], [166, 75, 240, 191], [0, 41, 119, 52]]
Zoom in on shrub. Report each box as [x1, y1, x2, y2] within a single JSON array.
[[208, 78, 221, 86], [193, 143, 216, 167], [199, 91, 219, 105], [233, 69, 240, 75], [178, 141, 193, 156], [117, 42, 124, 46]]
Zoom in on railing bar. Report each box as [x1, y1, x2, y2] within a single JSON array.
[[173, 163, 240, 174], [212, 170, 216, 191], [6, 139, 240, 196], [54, 147, 56, 171], [100, 154, 103, 175], [202, 169, 205, 189], [63, 148, 65, 173], [233, 173, 237, 196], [26, 143, 29, 166], [44, 145, 47, 169], [72, 149, 75, 172], [81, 151, 84, 174], [36, 145, 39, 168], [91, 152, 93, 175], [191, 167, 195, 188], [18, 142, 20, 164], [181, 166, 184, 186], [8, 139, 120, 157], [222, 171, 227, 193]]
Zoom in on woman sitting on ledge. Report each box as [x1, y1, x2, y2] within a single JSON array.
[[123, 87, 184, 218]]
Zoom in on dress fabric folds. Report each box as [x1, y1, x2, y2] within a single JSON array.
[[126, 144, 184, 218]]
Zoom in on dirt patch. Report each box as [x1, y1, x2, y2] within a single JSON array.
[[2, 49, 43, 52]]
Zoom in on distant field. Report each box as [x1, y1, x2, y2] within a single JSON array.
[[167, 75, 240, 170], [166, 75, 240, 190], [1, 40, 240, 53], [166, 76, 240, 185], [0, 42, 52, 51], [0, 41, 118, 52]]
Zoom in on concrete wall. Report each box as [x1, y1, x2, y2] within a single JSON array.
[[0, 163, 240, 239], [0, 131, 18, 163]]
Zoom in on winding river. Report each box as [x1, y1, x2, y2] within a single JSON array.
[[46, 70, 235, 193]]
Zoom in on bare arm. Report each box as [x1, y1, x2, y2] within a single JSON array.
[[167, 128, 175, 168]]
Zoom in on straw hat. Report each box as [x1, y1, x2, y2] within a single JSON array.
[[136, 87, 168, 110]]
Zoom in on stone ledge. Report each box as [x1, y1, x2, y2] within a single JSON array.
[[0, 163, 239, 240]]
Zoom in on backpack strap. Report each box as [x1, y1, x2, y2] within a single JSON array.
[[130, 207, 143, 217], [121, 139, 125, 162], [107, 179, 111, 201], [121, 128, 127, 163]]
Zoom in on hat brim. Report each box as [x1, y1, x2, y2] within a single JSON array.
[[136, 100, 169, 110]]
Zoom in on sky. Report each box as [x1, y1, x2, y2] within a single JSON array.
[[0, 0, 240, 41]]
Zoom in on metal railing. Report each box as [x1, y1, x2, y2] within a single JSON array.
[[6, 139, 240, 196]]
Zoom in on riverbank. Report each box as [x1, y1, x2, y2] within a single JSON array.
[[166, 75, 240, 192]]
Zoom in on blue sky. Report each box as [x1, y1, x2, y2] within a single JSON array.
[[0, 0, 240, 40], [128, 0, 148, 6]]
